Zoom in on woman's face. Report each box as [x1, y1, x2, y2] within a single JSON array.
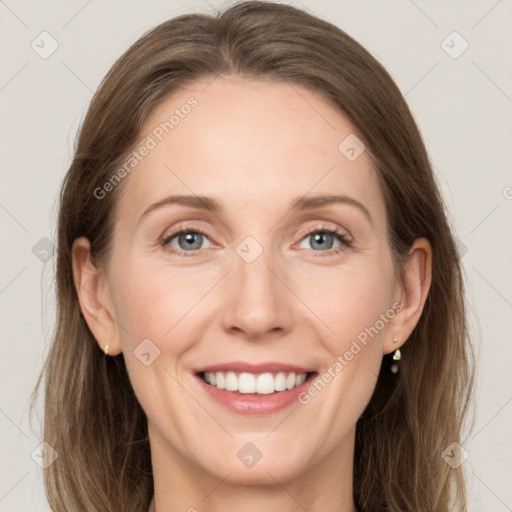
[[90, 77, 408, 484]]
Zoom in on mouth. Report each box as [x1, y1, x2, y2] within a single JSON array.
[[193, 362, 318, 415], [196, 370, 317, 394]]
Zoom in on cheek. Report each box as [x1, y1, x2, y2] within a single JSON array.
[[294, 257, 395, 355], [109, 259, 225, 360], [108, 261, 210, 433]]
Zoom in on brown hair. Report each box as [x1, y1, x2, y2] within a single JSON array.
[[31, 1, 474, 510]]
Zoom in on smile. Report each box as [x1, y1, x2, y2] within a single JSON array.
[[200, 370, 311, 394], [193, 362, 318, 414]]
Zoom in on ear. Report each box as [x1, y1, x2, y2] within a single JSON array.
[[71, 237, 122, 356], [383, 237, 432, 355]]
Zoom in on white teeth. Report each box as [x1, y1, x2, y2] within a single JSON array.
[[215, 371, 225, 390], [256, 373, 274, 394], [201, 371, 309, 394], [225, 371, 238, 392], [238, 372, 255, 393], [274, 372, 287, 391]]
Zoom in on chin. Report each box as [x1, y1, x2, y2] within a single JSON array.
[[192, 439, 319, 485]]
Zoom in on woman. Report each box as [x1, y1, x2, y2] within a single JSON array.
[[32, 1, 474, 510]]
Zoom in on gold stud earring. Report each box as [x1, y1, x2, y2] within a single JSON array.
[[104, 344, 109, 357]]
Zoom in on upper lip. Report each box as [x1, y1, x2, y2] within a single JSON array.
[[194, 361, 316, 374]]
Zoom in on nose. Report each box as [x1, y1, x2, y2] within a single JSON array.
[[220, 244, 294, 341]]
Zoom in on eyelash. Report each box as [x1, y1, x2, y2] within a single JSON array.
[[160, 222, 352, 257]]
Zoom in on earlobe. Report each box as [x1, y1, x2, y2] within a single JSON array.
[[384, 237, 432, 355], [71, 237, 122, 356]]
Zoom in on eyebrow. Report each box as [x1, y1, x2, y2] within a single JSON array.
[[139, 193, 373, 225]]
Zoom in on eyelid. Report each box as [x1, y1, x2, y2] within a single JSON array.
[[291, 222, 352, 254], [161, 221, 217, 246], [294, 221, 351, 242]]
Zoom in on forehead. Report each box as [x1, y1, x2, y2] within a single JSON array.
[[117, 76, 385, 225]]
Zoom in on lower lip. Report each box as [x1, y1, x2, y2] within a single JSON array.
[[195, 373, 317, 415]]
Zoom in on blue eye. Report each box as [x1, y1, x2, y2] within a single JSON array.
[[163, 230, 212, 254], [297, 227, 351, 254], [304, 231, 338, 250], [161, 224, 351, 257]]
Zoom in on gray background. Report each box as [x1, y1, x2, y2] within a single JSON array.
[[1, 0, 511, 510]]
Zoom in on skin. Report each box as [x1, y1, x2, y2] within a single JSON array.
[[72, 76, 432, 512]]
